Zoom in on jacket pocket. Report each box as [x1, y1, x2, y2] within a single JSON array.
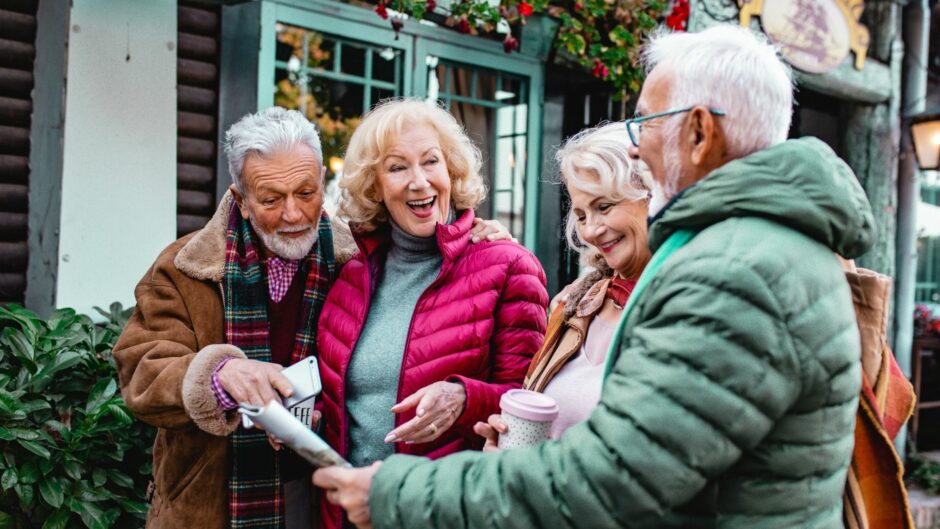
[[152, 426, 223, 501]]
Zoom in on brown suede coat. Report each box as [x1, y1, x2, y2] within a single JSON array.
[[113, 192, 355, 529], [524, 269, 609, 392]]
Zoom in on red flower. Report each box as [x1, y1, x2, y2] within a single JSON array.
[[592, 59, 608, 79], [573, 2, 582, 11], [391, 17, 404, 38], [458, 17, 471, 33], [375, 2, 389, 19], [519, 1, 534, 17], [426, 0, 437, 12], [665, 0, 689, 31], [503, 34, 519, 53]]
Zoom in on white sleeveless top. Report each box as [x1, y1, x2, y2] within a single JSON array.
[[541, 316, 616, 439]]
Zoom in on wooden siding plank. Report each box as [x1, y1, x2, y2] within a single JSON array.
[[178, 57, 218, 88], [178, 136, 215, 164], [178, 162, 215, 188], [0, 242, 27, 271], [0, 67, 33, 98], [178, 85, 216, 113], [179, 6, 219, 35], [0, 211, 26, 240], [0, 96, 30, 127], [0, 38, 35, 70], [0, 11, 36, 43], [178, 32, 218, 62], [0, 183, 28, 212], [0, 155, 28, 184], [178, 111, 214, 137], [0, 125, 29, 155]]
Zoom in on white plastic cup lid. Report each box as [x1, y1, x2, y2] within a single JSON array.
[[499, 389, 560, 423]]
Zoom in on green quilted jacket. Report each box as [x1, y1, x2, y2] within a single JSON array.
[[369, 138, 876, 529]]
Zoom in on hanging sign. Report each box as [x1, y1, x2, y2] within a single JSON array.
[[738, 0, 870, 74]]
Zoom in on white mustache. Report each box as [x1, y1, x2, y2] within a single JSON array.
[[277, 225, 313, 235]]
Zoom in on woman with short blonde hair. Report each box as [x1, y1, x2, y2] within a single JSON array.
[[315, 98, 548, 529], [338, 99, 487, 231]]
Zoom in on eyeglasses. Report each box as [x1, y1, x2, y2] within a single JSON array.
[[624, 107, 726, 147]]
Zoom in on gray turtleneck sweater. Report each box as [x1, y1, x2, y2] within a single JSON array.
[[346, 222, 443, 468]]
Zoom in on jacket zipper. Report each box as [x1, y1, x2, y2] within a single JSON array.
[[340, 258, 375, 460], [393, 258, 453, 454]]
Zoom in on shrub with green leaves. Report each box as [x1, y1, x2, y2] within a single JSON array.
[[0, 303, 154, 529]]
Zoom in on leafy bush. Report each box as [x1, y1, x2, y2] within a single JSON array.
[[0, 303, 154, 529], [908, 452, 940, 495]]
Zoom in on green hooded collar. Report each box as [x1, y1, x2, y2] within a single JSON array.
[[648, 137, 875, 259]]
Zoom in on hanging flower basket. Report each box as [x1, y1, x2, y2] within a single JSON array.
[[366, 0, 679, 99]]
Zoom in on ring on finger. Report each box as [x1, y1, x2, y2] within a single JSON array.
[[428, 422, 439, 435]]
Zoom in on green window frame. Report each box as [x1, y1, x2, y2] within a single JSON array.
[[256, 0, 545, 251], [917, 183, 940, 304]]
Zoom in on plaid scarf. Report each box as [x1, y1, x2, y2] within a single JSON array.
[[223, 207, 336, 528]]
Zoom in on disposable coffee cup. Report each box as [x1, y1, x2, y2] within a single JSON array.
[[497, 389, 560, 449]]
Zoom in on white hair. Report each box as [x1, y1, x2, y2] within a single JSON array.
[[223, 106, 324, 193], [556, 122, 651, 257], [642, 24, 794, 158]]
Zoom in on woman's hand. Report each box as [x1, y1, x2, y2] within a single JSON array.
[[384, 381, 466, 444], [313, 462, 380, 529], [472, 413, 508, 452], [471, 218, 516, 243]]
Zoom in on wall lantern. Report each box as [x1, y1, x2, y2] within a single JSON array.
[[909, 110, 940, 170]]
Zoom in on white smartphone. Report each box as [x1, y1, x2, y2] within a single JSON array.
[[241, 356, 322, 429]]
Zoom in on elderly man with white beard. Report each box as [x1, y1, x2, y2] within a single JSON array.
[[113, 107, 510, 529], [313, 25, 877, 529]]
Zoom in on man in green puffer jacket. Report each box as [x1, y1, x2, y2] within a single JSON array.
[[312, 25, 876, 528]]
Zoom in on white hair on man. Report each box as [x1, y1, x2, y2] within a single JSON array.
[[223, 106, 324, 194], [640, 24, 793, 213], [555, 122, 651, 260], [642, 24, 794, 158], [223, 107, 324, 259]]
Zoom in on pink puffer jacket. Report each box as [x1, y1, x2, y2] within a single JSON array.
[[316, 209, 547, 527]]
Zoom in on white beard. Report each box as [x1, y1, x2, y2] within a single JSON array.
[[249, 214, 319, 260], [648, 123, 683, 217]]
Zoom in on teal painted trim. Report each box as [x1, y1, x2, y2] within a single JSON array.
[[522, 68, 543, 251], [413, 38, 430, 97], [273, 61, 399, 90], [603, 229, 697, 378], [416, 36, 544, 252], [272, 0, 543, 64], [262, 0, 545, 252], [257, 3, 278, 110], [269, 1, 415, 105], [273, 3, 414, 50], [363, 48, 374, 108]]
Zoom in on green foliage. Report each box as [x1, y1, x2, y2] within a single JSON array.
[[370, 0, 669, 99], [0, 304, 153, 529], [908, 452, 940, 495], [552, 0, 667, 97]]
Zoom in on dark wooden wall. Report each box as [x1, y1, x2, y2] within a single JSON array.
[[0, 0, 37, 305], [177, 2, 221, 237]]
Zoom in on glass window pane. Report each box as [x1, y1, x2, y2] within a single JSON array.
[[373, 48, 402, 83], [327, 82, 364, 121], [428, 60, 529, 237], [272, 23, 405, 199], [496, 76, 522, 105], [494, 137, 513, 190], [308, 34, 336, 71], [339, 43, 367, 78], [475, 70, 497, 101], [371, 87, 396, 107]]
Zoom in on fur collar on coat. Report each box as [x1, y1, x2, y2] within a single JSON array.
[[173, 190, 357, 282]]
